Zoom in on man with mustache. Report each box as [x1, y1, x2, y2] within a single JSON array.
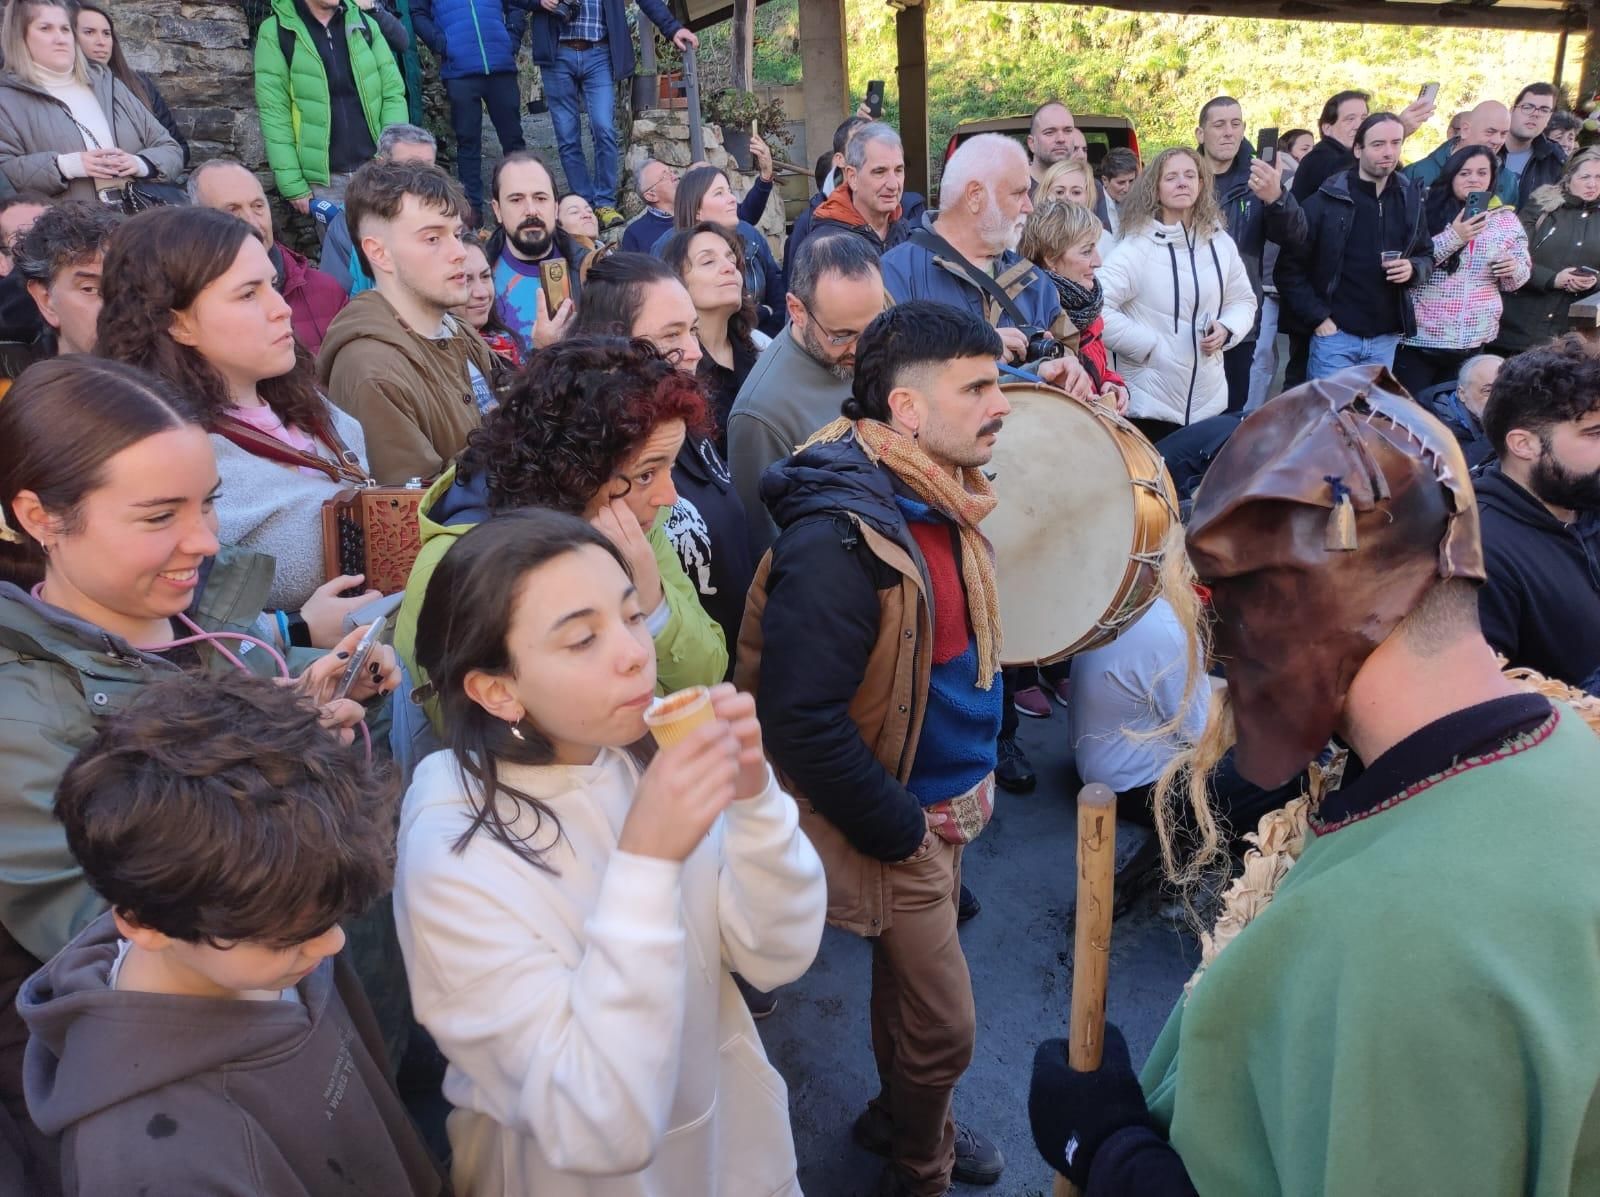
[[1476, 340, 1600, 692], [485, 151, 590, 352], [1275, 112, 1432, 380], [737, 302, 1014, 1197]]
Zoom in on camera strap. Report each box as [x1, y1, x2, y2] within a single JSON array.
[[909, 226, 1035, 330]]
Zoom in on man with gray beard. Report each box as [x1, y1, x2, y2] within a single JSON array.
[[728, 233, 887, 555]]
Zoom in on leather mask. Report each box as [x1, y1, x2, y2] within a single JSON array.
[[1187, 366, 1485, 787]]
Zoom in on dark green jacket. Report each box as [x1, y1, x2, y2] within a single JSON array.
[[253, 0, 408, 200], [0, 548, 312, 964], [1498, 184, 1600, 352]]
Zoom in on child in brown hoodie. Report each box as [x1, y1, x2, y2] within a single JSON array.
[[19, 672, 447, 1197]]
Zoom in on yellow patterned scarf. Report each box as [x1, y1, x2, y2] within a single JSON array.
[[804, 417, 1003, 689]]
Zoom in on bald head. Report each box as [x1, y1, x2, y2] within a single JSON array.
[[1028, 102, 1076, 172], [1460, 102, 1511, 155]]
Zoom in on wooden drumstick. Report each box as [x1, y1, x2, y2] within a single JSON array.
[[1055, 782, 1119, 1197]]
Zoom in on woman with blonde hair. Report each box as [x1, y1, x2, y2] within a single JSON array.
[[0, 0, 180, 203], [1039, 158, 1112, 257], [1098, 145, 1255, 441]]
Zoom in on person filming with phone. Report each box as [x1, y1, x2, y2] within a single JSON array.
[[487, 151, 590, 351], [1393, 144, 1529, 396], [1496, 147, 1600, 354]]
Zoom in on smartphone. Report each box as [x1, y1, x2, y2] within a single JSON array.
[[332, 621, 384, 703], [1418, 81, 1440, 107], [539, 258, 570, 319], [865, 79, 885, 120], [1465, 190, 1489, 218], [1257, 127, 1278, 166]]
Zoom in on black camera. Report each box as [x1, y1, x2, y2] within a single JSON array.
[[553, 0, 579, 18], [1024, 327, 1065, 362]]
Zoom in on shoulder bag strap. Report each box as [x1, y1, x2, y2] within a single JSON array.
[[213, 413, 366, 485], [908, 226, 1034, 329]]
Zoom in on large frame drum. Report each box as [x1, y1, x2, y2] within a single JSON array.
[[988, 381, 1179, 665]]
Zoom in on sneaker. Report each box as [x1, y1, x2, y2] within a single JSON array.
[[1048, 677, 1072, 707], [733, 973, 777, 1020], [951, 1122, 1005, 1185], [995, 736, 1036, 793], [855, 1105, 1004, 1187], [957, 883, 980, 924], [595, 204, 625, 230], [1012, 685, 1052, 718]]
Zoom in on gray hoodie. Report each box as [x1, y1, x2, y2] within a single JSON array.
[[20, 913, 446, 1196]]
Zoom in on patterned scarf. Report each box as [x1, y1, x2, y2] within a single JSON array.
[[1045, 267, 1103, 333], [805, 417, 1003, 688]]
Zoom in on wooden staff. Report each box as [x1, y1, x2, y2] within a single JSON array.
[[1055, 782, 1118, 1197]]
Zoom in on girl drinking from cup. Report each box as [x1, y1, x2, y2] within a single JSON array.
[[395, 507, 825, 1197]]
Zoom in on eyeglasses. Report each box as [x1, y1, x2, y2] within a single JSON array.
[[798, 297, 864, 347], [1516, 103, 1555, 116]]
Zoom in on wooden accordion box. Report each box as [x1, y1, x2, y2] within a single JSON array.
[[321, 486, 427, 596]]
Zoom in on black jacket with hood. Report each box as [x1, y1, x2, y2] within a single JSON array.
[[1212, 140, 1308, 339], [20, 913, 447, 1196], [745, 438, 932, 863], [1273, 166, 1433, 337], [1475, 462, 1600, 693], [1507, 132, 1568, 210]]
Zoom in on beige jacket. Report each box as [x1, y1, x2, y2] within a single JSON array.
[[0, 65, 183, 202]]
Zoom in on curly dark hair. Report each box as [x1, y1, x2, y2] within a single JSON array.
[[55, 672, 397, 949], [11, 200, 119, 285], [658, 221, 758, 355], [96, 206, 326, 435], [1484, 337, 1600, 455], [457, 335, 710, 513]]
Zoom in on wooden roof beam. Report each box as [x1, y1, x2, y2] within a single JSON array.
[[988, 0, 1585, 33]]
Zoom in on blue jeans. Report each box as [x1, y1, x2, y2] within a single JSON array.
[[444, 71, 526, 214], [1308, 328, 1401, 380], [544, 42, 618, 208]]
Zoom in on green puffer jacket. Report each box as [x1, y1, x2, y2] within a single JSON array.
[[0, 548, 324, 967], [395, 466, 729, 734], [253, 0, 408, 201]]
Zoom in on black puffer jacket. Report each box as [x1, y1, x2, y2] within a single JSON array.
[[1508, 134, 1568, 210], [1475, 462, 1600, 692], [1498, 184, 1600, 351]]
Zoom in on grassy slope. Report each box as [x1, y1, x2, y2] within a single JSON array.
[[706, 0, 1569, 180]]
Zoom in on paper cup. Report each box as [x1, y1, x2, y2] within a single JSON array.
[[643, 686, 715, 749]]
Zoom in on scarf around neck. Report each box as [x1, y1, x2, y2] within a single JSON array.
[[804, 417, 1003, 688], [1045, 267, 1103, 333]]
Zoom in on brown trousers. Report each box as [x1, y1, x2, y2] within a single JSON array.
[[866, 834, 976, 1196]]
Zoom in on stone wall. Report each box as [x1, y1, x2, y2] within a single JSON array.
[[626, 109, 787, 260], [115, 2, 265, 171]]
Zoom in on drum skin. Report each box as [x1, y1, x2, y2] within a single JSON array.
[[987, 381, 1178, 665]]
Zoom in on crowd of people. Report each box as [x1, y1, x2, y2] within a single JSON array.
[[0, 0, 1595, 1192]]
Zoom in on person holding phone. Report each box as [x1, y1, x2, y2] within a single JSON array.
[[1497, 147, 1600, 354], [1393, 144, 1530, 396], [487, 152, 592, 352]]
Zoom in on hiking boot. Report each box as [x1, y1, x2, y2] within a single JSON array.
[[1012, 684, 1052, 718], [855, 1105, 1005, 1188], [733, 973, 777, 1020], [595, 204, 625, 229], [995, 736, 1036, 793], [957, 883, 980, 924]]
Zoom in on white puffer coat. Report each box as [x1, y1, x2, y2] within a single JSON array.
[[1099, 219, 1256, 426]]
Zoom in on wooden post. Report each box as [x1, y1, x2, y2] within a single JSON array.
[[1554, 25, 1570, 90], [1584, 4, 1600, 103], [799, 0, 849, 182], [683, 44, 706, 165], [633, 11, 658, 115], [1055, 783, 1118, 1197], [895, 0, 930, 200], [730, 0, 755, 93]]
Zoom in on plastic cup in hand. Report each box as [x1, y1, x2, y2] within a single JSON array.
[[643, 686, 715, 749]]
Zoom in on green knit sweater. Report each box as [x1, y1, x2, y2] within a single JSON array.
[[1142, 705, 1600, 1196]]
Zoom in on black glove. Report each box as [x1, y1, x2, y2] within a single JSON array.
[[1029, 1024, 1155, 1189]]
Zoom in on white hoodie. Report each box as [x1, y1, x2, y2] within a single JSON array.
[[1099, 219, 1256, 426], [394, 748, 827, 1197]]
